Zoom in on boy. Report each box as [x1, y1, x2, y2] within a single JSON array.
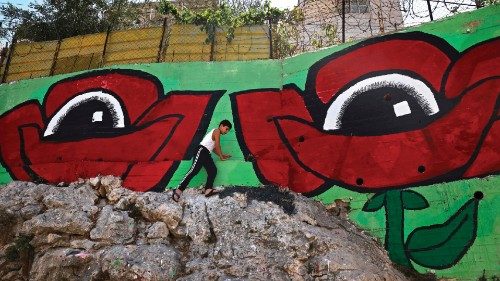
[[171, 120, 232, 202]]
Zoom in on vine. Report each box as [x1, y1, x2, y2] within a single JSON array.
[[158, 0, 287, 44]]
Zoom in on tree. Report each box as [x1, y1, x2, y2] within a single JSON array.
[[0, 0, 141, 43]]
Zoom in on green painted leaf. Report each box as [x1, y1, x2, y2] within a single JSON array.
[[402, 190, 429, 210], [405, 199, 479, 269], [362, 192, 386, 212]]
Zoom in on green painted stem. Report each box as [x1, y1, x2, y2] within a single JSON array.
[[384, 190, 412, 268]]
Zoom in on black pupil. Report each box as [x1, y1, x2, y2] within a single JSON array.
[[338, 87, 436, 136], [49, 100, 121, 140]]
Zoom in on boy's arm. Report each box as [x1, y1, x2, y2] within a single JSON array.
[[213, 129, 230, 160]]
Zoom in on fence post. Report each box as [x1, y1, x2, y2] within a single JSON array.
[[209, 25, 216, 61], [157, 17, 168, 62], [342, 0, 346, 43], [101, 26, 112, 67], [1, 35, 17, 84], [268, 19, 273, 59], [49, 38, 62, 76], [426, 0, 434, 21]]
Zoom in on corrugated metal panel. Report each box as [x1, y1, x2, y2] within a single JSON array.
[[103, 27, 163, 66], [163, 24, 211, 62], [6, 41, 58, 82], [1, 24, 270, 82], [215, 25, 270, 61], [53, 33, 106, 75]]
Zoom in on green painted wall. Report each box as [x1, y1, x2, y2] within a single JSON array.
[[1, 5, 499, 280]]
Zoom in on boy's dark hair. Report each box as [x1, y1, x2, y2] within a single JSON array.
[[219, 119, 232, 129]]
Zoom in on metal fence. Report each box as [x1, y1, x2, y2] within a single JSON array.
[[0, 23, 271, 83]]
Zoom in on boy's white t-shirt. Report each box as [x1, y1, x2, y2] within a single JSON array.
[[199, 129, 216, 152]]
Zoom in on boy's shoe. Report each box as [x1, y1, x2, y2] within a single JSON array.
[[203, 188, 219, 198], [171, 189, 182, 202]]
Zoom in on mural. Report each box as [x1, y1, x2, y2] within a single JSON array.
[[0, 6, 499, 280], [0, 70, 223, 191], [231, 32, 499, 269]]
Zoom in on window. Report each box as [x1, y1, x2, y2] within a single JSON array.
[[349, 0, 369, 13]]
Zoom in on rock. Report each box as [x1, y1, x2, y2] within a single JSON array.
[[100, 175, 122, 193], [88, 176, 100, 187], [0, 182, 419, 281], [22, 209, 93, 236], [100, 244, 181, 281], [0, 182, 47, 220], [107, 187, 137, 207], [29, 248, 98, 281], [31, 233, 70, 249], [146, 222, 169, 239], [90, 206, 136, 244], [42, 184, 98, 210], [134, 192, 183, 231], [70, 239, 95, 250]]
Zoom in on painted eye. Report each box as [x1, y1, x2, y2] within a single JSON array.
[[323, 74, 443, 135], [43, 91, 128, 139]]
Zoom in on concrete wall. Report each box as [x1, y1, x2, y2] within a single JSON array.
[[0, 6, 498, 280]]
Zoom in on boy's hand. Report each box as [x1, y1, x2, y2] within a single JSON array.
[[220, 154, 231, 161]]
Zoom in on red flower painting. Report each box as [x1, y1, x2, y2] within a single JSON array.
[[0, 70, 222, 191], [232, 32, 500, 195]]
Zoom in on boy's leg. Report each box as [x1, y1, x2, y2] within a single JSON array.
[[178, 146, 205, 191], [203, 155, 217, 190]]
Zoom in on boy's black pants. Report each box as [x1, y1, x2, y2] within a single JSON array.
[[178, 145, 217, 191]]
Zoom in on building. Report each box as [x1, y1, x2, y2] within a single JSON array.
[[296, 0, 404, 47]]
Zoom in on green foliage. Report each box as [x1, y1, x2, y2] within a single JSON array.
[[0, 0, 141, 42], [158, 0, 287, 43], [311, 23, 339, 49]]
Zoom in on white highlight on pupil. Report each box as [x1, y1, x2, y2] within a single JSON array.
[[323, 74, 440, 131], [393, 101, 412, 117], [43, 91, 125, 137], [92, 111, 103, 122]]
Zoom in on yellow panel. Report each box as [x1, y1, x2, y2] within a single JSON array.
[[215, 52, 268, 61], [61, 33, 106, 48], [215, 44, 270, 53], [109, 27, 163, 42], [106, 39, 160, 52], [8, 59, 52, 74], [13, 40, 58, 53], [58, 47, 103, 58], [1, 24, 271, 82], [5, 70, 48, 82], [163, 52, 210, 62], [103, 57, 157, 67], [58, 34, 105, 57], [10, 43, 57, 64], [166, 43, 211, 54], [104, 48, 158, 62], [53, 53, 102, 75]]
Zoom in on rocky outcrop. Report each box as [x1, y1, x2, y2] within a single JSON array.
[[0, 177, 418, 280]]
